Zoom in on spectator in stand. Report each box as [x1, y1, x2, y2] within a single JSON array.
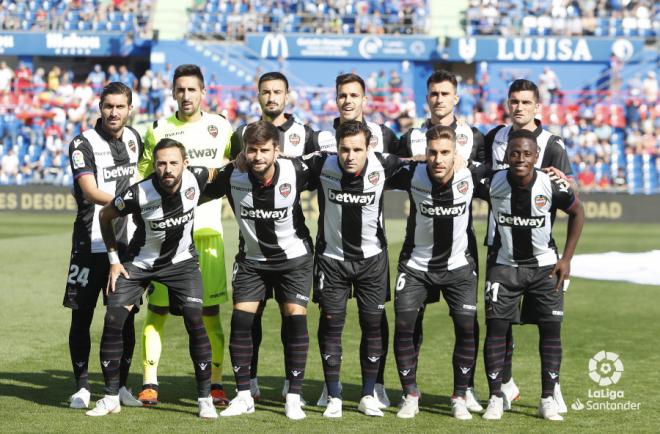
[[0, 147, 19, 184], [539, 67, 562, 104], [107, 65, 120, 83], [87, 64, 106, 93], [15, 62, 32, 93], [388, 70, 402, 95], [642, 71, 658, 105], [32, 67, 46, 94], [47, 66, 61, 92], [119, 65, 137, 90], [0, 61, 14, 94]]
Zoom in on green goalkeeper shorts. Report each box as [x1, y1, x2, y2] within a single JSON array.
[[147, 230, 229, 307]]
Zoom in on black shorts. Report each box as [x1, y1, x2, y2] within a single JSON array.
[[394, 262, 478, 317], [108, 258, 204, 313], [313, 250, 389, 315], [63, 252, 109, 310], [231, 254, 313, 306], [485, 264, 564, 323]]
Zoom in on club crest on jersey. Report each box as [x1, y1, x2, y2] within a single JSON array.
[[207, 124, 218, 138], [457, 133, 468, 146], [368, 171, 380, 185], [185, 187, 195, 200], [457, 180, 469, 194], [279, 183, 291, 198], [128, 139, 136, 154], [535, 194, 549, 209], [369, 135, 378, 148], [289, 133, 301, 146]]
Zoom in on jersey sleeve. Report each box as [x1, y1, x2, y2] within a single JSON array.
[[396, 131, 413, 158], [381, 125, 400, 155], [314, 129, 337, 152], [470, 162, 491, 201], [69, 136, 95, 180], [378, 152, 406, 178], [298, 152, 326, 191], [138, 122, 157, 178], [484, 125, 504, 169], [220, 117, 233, 160], [385, 162, 413, 191], [188, 166, 210, 190], [542, 136, 573, 176], [303, 124, 319, 154], [203, 165, 231, 199], [111, 184, 140, 217], [550, 177, 577, 212], [229, 126, 245, 160], [470, 127, 487, 163]]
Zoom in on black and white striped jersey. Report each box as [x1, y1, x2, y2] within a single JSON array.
[[111, 167, 209, 269], [484, 119, 573, 246], [387, 164, 489, 271], [204, 158, 313, 262], [398, 118, 486, 162], [229, 114, 321, 159], [316, 117, 402, 155], [69, 119, 142, 253], [303, 151, 404, 261], [489, 169, 577, 267]]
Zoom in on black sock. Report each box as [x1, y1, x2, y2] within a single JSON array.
[[250, 307, 263, 380], [503, 324, 514, 383], [119, 310, 135, 389], [538, 321, 562, 398], [183, 306, 212, 398], [100, 306, 130, 396], [318, 310, 345, 398], [484, 319, 509, 398], [229, 309, 255, 392], [412, 305, 425, 356], [376, 310, 389, 385], [394, 310, 419, 396], [280, 310, 288, 376], [283, 314, 308, 395], [69, 308, 94, 391], [359, 311, 383, 397], [468, 316, 479, 388], [452, 315, 476, 397]]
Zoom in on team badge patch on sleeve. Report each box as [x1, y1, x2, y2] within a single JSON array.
[[72, 150, 85, 169], [279, 183, 291, 198], [185, 187, 196, 200], [368, 171, 380, 185], [207, 125, 218, 138], [114, 196, 125, 211]]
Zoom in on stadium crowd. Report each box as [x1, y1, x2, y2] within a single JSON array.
[[0, 0, 153, 36], [0, 62, 657, 192], [188, 0, 429, 39], [465, 0, 658, 37]]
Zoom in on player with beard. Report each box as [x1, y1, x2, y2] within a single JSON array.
[[481, 130, 584, 421], [87, 139, 218, 419], [64, 82, 143, 410]]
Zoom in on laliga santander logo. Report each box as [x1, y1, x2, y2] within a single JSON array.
[[589, 351, 624, 386], [359, 36, 383, 59]]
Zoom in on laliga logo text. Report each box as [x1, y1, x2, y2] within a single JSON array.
[[570, 351, 641, 412]]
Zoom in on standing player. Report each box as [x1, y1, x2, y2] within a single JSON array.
[[388, 126, 485, 420], [396, 69, 486, 412], [228, 72, 320, 400], [303, 121, 406, 418], [483, 79, 574, 412], [137, 64, 233, 406], [314, 72, 402, 407], [87, 139, 218, 418], [204, 121, 314, 420], [64, 82, 143, 409], [480, 130, 584, 421]]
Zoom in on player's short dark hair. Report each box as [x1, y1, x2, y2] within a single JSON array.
[[335, 120, 371, 148], [426, 125, 456, 144], [153, 138, 187, 161], [335, 73, 366, 94], [100, 81, 132, 106], [173, 64, 205, 89], [244, 120, 280, 148], [508, 129, 539, 151], [427, 70, 458, 91], [258, 72, 289, 91], [508, 79, 540, 102]]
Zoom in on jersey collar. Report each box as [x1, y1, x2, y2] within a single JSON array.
[[94, 118, 124, 144], [277, 113, 296, 131]]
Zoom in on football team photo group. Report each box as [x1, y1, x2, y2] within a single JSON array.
[[63, 63, 585, 423]]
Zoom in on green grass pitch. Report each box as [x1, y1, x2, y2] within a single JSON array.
[[1, 211, 658, 433]]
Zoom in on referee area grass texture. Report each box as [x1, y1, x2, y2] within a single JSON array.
[[1, 210, 659, 433]]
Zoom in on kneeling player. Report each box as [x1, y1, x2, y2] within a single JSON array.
[[480, 130, 584, 421], [204, 121, 314, 420], [87, 139, 217, 419], [388, 125, 485, 419]]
